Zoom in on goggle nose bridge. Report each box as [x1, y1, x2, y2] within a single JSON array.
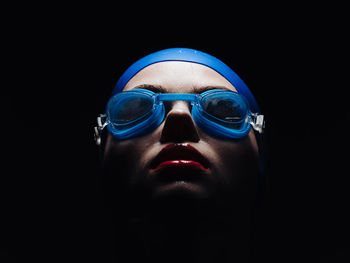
[[155, 93, 200, 104], [154, 93, 200, 114]]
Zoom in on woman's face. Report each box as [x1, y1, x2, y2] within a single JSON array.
[[103, 61, 260, 208]]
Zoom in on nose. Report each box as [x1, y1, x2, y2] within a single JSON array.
[[159, 101, 200, 143]]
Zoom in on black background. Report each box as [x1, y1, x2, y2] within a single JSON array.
[[1, 3, 349, 262]]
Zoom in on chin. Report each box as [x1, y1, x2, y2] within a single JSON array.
[[145, 180, 227, 220], [150, 181, 211, 202]]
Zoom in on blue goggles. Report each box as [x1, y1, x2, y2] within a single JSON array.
[[94, 88, 264, 143]]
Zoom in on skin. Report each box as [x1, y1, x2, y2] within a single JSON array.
[[102, 61, 261, 262], [104, 61, 259, 202]]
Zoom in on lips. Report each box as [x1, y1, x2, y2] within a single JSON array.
[[150, 143, 210, 172]]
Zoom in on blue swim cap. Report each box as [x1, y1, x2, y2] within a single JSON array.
[[113, 48, 260, 113]]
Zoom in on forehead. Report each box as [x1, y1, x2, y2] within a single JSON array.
[[123, 61, 237, 93]]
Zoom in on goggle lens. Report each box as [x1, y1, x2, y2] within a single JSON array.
[[200, 91, 248, 129], [108, 92, 154, 130]]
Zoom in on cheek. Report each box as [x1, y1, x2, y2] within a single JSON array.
[[104, 136, 144, 183], [103, 134, 160, 185], [209, 131, 260, 188]]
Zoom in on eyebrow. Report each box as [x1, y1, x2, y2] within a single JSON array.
[[132, 84, 232, 93], [193, 85, 233, 93], [133, 84, 166, 93]]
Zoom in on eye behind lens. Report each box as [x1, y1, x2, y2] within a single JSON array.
[[107, 92, 155, 130], [199, 92, 249, 129]]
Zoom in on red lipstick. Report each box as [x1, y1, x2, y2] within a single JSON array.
[[150, 143, 209, 173], [153, 160, 207, 172]]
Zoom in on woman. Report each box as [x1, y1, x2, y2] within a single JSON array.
[[94, 48, 266, 263]]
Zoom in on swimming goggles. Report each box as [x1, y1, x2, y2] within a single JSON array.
[[94, 89, 264, 145]]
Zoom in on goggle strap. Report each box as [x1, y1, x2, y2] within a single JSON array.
[[97, 114, 107, 129], [94, 114, 108, 146], [249, 114, 265, 134]]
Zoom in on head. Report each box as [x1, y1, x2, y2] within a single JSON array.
[[96, 48, 265, 219]]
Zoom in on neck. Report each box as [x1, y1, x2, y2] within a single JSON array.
[[116, 197, 255, 263]]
